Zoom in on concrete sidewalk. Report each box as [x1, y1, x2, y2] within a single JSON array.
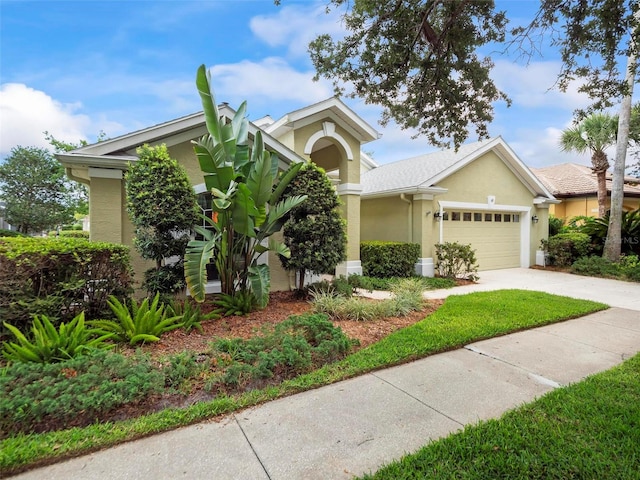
[[11, 270, 640, 480]]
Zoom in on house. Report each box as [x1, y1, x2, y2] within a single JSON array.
[[531, 163, 640, 220], [57, 98, 557, 291]]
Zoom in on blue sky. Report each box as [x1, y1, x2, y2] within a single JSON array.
[[0, 0, 630, 167]]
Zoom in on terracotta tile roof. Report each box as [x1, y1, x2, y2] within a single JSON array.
[[531, 163, 640, 197]]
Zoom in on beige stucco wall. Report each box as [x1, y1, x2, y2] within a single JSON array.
[[361, 197, 410, 243], [552, 196, 640, 220]]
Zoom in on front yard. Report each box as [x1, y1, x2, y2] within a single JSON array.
[[1, 289, 606, 475]]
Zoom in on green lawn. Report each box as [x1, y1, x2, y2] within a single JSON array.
[[0, 290, 607, 475], [359, 352, 640, 479]]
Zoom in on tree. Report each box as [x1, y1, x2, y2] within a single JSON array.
[[0, 146, 75, 234], [308, 0, 510, 149], [560, 113, 618, 217], [280, 162, 347, 291], [125, 144, 200, 298], [184, 65, 307, 307], [515, 1, 640, 261]]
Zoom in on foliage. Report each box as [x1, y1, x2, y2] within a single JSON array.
[[0, 291, 605, 473], [312, 277, 424, 321], [184, 65, 307, 307], [570, 256, 620, 278], [0, 237, 132, 335], [57, 230, 89, 238], [91, 294, 183, 345], [2, 313, 113, 364], [166, 299, 219, 333], [548, 215, 565, 237], [578, 209, 640, 256], [360, 241, 420, 278], [213, 291, 258, 316], [359, 353, 640, 480], [344, 274, 455, 291], [210, 313, 353, 386], [560, 113, 618, 217], [543, 233, 592, 267], [308, 0, 509, 149], [434, 242, 479, 280], [280, 162, 347, 290], [161, 351, 205, 392], [0, 350, 163, 436], [125, 144, 200, 298], [0, 146, 75, 234], [0, 229, 24, 237]]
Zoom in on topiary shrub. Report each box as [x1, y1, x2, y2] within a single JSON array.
[[360, 241, 420, 278], [434, 242, 479, 280], [544, 232, 592, 267]]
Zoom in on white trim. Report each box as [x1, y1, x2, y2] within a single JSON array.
[[415, 258, 435, 277], [304, 122, 355, 161], [335, 260, 362, 277], [413, 193, 436, 201], [437, 200, 532, 268], [336, 183, 363, 195], [362, 186, 448, 199], [88, 167, 123, 179]]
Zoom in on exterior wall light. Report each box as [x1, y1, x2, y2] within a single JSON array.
[[434, 212, 442, 221], [532, 215, 539, 224]]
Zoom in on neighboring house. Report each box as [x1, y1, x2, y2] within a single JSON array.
[[0, 201, 14, 231], [531, 163, 640, 220], [57, 98, 557, 291]]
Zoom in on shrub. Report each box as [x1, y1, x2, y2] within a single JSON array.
[[570, 256, 620, 278], [0, 229, 24, 237], [386, 278, 424, 315], [360, 241, 420, 278], [58, 230, 89, 238], [0, 237, 132, 335], [166, 299, 219, 333], [548, 215, 565, 236], [544, 233, 592, 267], [578, 209, 640, 256], [619, 254, 640, 282], [91, 294, 183, 345], [434, 242, 479, 280], [214, 291, 257, 316], [0, 350, 163, 435], [2, 312, 113, 363], [210, 313, 352, 386]]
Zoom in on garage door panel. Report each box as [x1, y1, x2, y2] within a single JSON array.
[[443, 211, 521, 271]]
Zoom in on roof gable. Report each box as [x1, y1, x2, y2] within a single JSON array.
[[362, 137, 555, 200]]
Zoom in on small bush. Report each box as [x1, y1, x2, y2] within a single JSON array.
[[570, 256, 620, 278], [210, 313, 353, 387], [434, 242, 479, 280], [91, 294, 183, 345], [620, 254, 640, 282], [360, 241, 420, 278], [548, 215, 565, 236], [58, 230, 89, 238], [0, 229, 24, 237], [167, 299, 219, 333], [214, 291, 257, 316], [2, 312, 113, 363], [0, 350, 164, 435], [161, 351, 207, 392], [544, 233, 592, 267]]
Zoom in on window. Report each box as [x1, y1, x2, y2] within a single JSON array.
[[443, 212, 449, 221], [513, 214, 520, 223], [484, 213, 492, 222], [463, 212, 472, 221], [494, 213, 502, 222], [451, 212, 461, 221], [504, 214, 511, 222], [474, 212, 483, 221], [196, 192, 219, 281]]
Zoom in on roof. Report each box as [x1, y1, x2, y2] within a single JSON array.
[[361, 136, 556, 200], [531, 163, 640, 197]]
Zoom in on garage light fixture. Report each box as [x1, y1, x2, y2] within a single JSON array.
[[531, 215, 539, 224], [433, 211, 442, 221]]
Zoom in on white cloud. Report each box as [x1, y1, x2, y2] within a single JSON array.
[[209, 58, 333, 106], [250, 2, 346, 58], [0, 84, 95, 156], [493, 60, 592, 111]]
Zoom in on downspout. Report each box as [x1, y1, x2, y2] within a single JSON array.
[[400, 194, 412, 242]]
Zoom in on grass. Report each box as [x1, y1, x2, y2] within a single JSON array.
[[0, 290, 607, 475], [359, 352, 640, 479]]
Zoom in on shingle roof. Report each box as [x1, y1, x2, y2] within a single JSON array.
[[361, 139, 493, 195], [531, 163, 640, 197]]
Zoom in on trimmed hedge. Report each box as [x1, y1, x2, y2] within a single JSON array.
[[58, 230, 90, 239], [0, 237, 132, 335], [360, 241, 420, 278], [0, 229, 24, 238]]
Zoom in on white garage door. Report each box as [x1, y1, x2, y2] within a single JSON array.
[[442, 211, 521, 270]]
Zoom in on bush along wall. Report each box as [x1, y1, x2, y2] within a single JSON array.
[[543, 232, 592, 267], [360, 241, 420, 278], [0, 237, 132, 335]]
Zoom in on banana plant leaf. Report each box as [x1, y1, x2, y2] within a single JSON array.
[[248, 263, 270, 308]]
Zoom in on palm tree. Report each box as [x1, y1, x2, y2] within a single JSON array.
[[560, 113, 618, 218]]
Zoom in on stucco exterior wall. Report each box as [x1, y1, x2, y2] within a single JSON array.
[[361, 197, 410, 242], [168, 141, 203, 186], [552, 196, 640, 220]]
